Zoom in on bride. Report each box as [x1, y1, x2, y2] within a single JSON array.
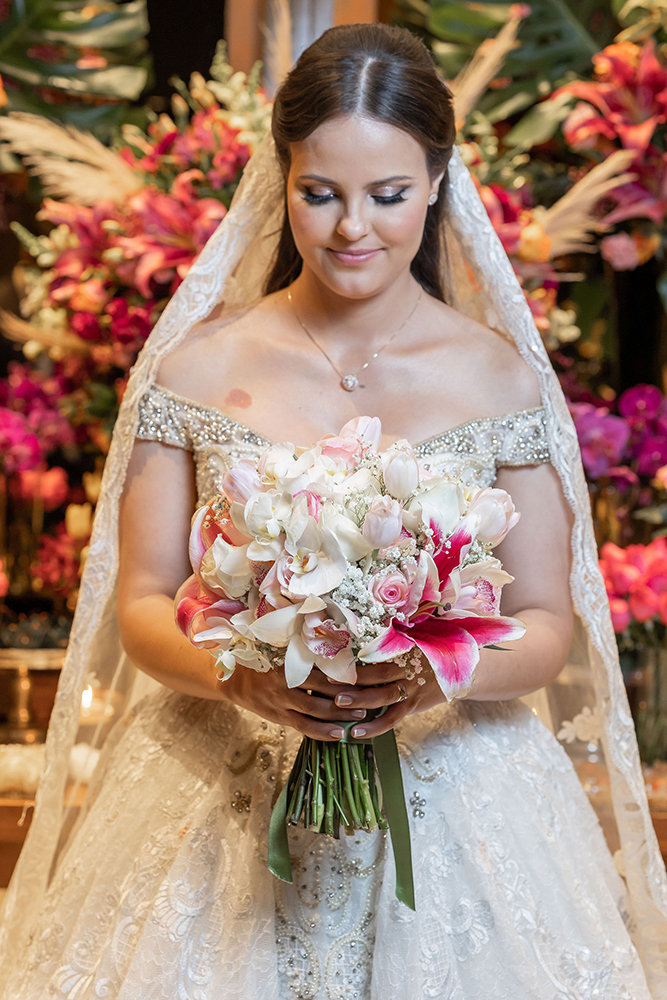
[[2, 22, 666, 1000]]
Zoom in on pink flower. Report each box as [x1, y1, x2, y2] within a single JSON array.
[[600, 232, 640, 271], [618, 383, 663, 420], [105, 298, 153, 345], [569, 402, 630, 478], [368, 569, 412, 609], [607, 465, 639, 490], [466, 487, 520, 547], [362, 496, 403, 549], [359, 527, 525, 701], [636, 435, 667, 476], [12, 466, 69, 510], [609, 596, 630, 632], [174, 575, 245, 649], [301, 613, 352, 659], [629, 583, 659, 622], [71, 312, 103, 341], [221, 458, 263, 504], [0, 408, 42, 474]]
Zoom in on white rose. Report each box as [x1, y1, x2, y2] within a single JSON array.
[[200, 537, 253, 598]]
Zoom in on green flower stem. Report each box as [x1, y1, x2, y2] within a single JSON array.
[[352, 743, 377, 830], [340, 741, 362, 827], [323, 743, 335, 836]]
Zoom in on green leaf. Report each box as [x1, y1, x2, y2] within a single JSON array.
[[504, 92, 574, 150]]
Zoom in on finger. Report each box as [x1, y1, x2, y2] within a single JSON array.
[[333, 681, 408, 711], [348, 701, 407, 739], [284, 710, 350, 742], [298, 668, 345, 695], [351, 663, 410, 686], [289, 688, 367, 722]]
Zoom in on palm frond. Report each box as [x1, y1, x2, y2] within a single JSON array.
[[0, 309, 92, 355], [0, 112, 142, 205], [450, 12, 523, 128], [543, 150, 637, 257]]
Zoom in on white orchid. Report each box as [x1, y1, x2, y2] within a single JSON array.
[[257, 442, 321, 492], [243, 491, 292, 561]]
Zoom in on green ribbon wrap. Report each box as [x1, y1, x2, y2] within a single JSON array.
[[268, 724, 415, 911]]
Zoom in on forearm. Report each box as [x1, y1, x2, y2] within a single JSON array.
[[466, 608, 571, 701], [118, 593, 226, 700]]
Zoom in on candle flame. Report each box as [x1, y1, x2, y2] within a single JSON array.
[[81, 685, 93, 711]]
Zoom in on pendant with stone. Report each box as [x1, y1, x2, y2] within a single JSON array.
[[341, 374, 359, 392]]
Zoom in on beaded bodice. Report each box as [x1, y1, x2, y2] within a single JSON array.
[[136, 382, 550, 501]]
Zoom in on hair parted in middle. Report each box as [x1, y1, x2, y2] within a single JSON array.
[[265, 23, 456, 300]]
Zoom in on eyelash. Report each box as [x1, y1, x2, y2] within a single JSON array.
[[302, 190, 407, 205]]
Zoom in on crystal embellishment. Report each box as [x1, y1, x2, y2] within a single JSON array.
[[341, 375, 359, 392]]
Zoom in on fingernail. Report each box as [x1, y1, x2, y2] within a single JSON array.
[[352, 727, 367, 738], [351, 709, 366, 719], [331, 728, 345, 740], [336, 695, 353, 706]]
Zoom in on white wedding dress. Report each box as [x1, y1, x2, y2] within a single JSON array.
[[2, 382, 653, 1000]]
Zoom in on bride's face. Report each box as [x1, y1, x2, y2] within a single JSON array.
[[286, 114, 443, 299]]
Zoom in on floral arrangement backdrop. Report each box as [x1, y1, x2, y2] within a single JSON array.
[[4, 4, 667, 768]]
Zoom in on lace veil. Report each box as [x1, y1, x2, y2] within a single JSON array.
[[2, 134, 667, 992]]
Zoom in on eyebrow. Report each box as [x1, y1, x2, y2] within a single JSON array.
[[297, 174, 414, 186]]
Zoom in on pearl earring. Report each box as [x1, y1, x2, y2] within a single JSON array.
[[428, 193, 437, 205]]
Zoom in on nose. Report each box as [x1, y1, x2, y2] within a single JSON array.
[[336, 201, 370, 242]]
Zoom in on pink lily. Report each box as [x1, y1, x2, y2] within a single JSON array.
[[359, 524, 525, 700]]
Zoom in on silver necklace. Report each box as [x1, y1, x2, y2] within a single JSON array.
[[287, 286, 423, 392]]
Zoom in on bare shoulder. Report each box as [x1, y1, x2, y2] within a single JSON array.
[[425, 297, 543, 415], [155, 292, 286, 399]]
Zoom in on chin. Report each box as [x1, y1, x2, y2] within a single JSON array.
[[313, 260, 402, 300]]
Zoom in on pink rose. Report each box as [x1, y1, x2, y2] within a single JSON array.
[[369, 569, 411, 609], [221, 459, 263, 504], [467, 487, 520, 547], [362, 496, 403, 549]]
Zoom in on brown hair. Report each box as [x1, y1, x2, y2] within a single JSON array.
[[264, 23, 456, 299]]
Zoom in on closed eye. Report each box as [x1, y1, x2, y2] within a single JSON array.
[[302, 188, 409, 205]]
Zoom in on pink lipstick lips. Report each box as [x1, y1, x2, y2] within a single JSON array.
[[328, 247, 383, 265]]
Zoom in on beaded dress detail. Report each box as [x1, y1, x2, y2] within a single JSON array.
[[3, 384, 652, 1000]]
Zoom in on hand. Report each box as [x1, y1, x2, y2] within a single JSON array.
[[218, 662, 371, 741], [327, 661, 447, 739]]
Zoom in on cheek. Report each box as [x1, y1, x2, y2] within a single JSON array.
[[377, 202, 428, 253], [287, 199, 332, 254]]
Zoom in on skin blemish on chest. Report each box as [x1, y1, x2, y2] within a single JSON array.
[[224, 388, 253, 409]]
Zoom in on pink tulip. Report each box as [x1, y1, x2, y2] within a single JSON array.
[[222, 459, 263, 504], [466, 487, 520, 547], [362, 496, 403, 549]]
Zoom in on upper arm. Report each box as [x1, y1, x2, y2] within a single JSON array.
[[117, 439, 197, 619], [493, 461, 573, 632]]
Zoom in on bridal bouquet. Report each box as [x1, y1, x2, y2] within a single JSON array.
[[175, 415, 525, 906]]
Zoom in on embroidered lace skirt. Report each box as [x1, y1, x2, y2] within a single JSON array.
[[2, 689, 652, 1000]]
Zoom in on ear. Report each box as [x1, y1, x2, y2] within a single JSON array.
[[429, 170, 446, 202]]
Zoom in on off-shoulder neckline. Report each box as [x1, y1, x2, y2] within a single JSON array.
[[146, 381, 546, 452]]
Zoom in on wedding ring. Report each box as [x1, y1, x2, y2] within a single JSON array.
[[396, 681, 409, 703]]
